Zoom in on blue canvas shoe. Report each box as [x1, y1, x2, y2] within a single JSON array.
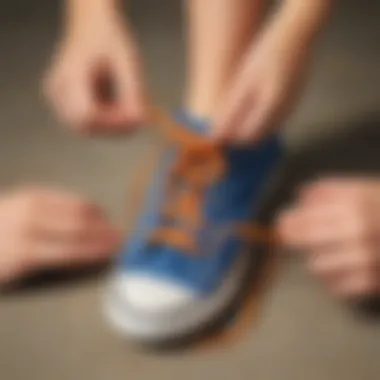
[[105, 108, 284, 348]]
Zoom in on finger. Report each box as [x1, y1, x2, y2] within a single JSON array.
[[287, 209, 374, 249], [110, 50, 147, 128], [87, 68, 132, 130], [31, 224, 121, 268], [41, 214, 113, 243], [298, 179, 343, 204], [212, 77, 252, 142], [308, 244, 378, 279], [33, 189, 99, 215], [307, 248, 379, 298], [236, 92, 274, 144], [277, 203, 346, 248], [39, 198, 106, 239], [23, 190, 104, 237], [300, 178, 380, 203], [44, 74, 77, 125], [66, 74, 99, 131], [40, 193, 122, 249], [332, 272, 379, 298], [46, 66, 97, 132], [279, 197, 380, 249], [308, 249, 348, 279]]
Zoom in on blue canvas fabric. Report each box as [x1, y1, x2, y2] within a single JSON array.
[[118, 111, 284, 296]]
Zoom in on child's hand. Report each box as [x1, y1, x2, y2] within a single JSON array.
[[0, 187, 120, 284], [213, 26, 308, 143], [44, 1, 146, 133], [277, 178, 380, 298], [213, 1, 329, 144]]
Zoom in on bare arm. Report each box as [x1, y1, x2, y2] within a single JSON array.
[[45, 0, 145, 132], [213, 0, 333, 141], [278, 0, 333, 46], [66, 0, 121, 24]]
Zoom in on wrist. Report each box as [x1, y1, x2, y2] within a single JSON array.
[[65, 0, 122, 34]]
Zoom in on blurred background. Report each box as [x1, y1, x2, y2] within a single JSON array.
[[0, 0, 380, 379]]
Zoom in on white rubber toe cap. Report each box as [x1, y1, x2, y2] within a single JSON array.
[[116, 274, 195, 313]]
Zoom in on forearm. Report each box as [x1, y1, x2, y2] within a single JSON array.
[[65, 0, 122, 32], [274, 0, 332, 47]]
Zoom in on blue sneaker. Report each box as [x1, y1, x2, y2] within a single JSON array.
[[105, 109, 284, 347]]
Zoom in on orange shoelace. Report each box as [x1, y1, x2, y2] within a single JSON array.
[[144, 108, 276, 253]]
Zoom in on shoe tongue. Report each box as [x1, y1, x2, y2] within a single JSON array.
[[174, 110, 210, 136]]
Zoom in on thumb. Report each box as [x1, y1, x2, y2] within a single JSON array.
[[212, 83, 251, 142], [114, 51, 147, 126], [65, 71, 97, 130]]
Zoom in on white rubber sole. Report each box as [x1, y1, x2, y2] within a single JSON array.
[[104, 251, 250, 343]]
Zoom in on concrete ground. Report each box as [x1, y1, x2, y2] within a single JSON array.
[[1, 1, 380, 379]]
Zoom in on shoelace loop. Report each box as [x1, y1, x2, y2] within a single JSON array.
[[149, 108, 224, 252], [147, 108, 277, 253]]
